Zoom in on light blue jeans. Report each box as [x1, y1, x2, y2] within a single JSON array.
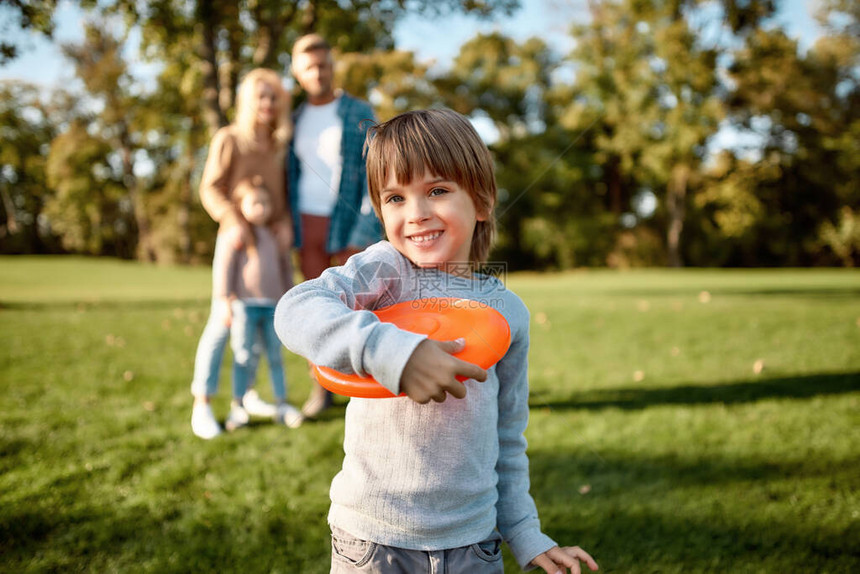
[[230, 300, 286, 402], [329, 527, 504, 574], [190, 233, 259, 398], [189, 298, 260, 397]]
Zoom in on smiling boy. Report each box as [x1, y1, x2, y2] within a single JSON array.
[[275, 109, 598, 574]]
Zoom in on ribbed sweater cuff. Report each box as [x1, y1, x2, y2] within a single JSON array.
[[507, 529, 556, 571], [363, 323, 427, 395]]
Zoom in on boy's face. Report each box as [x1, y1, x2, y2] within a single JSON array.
[[240, 190, 272, 227], [379, 169, 486, 270]]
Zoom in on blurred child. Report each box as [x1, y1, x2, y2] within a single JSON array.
[[217, 177, 302, 430], [274, 110, 597, 573]]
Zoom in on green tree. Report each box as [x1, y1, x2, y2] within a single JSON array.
[[336, 49, 435, 122], [558, 0, 736, 267], [103, 0, 519, 137], [0, 0, 57, 65], [439, 32, 555, 141], [717, 0, 859, 266], [61, 22, 156, 260], [57, 0, 521, 261], [44, 120, 134, 257], [437, 32, 606, 269], [0, 81, 59, 253]]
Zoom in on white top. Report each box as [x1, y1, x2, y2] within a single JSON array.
[[294, 98, 343, 216]]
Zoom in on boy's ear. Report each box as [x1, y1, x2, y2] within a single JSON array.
[[476, 199, 495, 222]]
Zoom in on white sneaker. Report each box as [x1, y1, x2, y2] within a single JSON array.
[[242, 389, 277, 418], [191, 403, 222, 440], [277, 403, 304, 429], [225, 403, 250, 432]]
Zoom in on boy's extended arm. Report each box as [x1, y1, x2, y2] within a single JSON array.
[[492, 304, 557, 570], [274, 245, 426, 395], [493, 304, 599, 573]]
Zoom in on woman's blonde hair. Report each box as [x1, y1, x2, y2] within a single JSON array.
[[234, 68, 291, 156], [365, 109, 497, 265]]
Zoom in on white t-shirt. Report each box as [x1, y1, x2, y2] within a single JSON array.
[[294, 99, 343, 217]]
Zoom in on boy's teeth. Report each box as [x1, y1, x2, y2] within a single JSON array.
[[411, 231, 441, 243]]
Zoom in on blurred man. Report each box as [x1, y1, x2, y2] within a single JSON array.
[[288, 33, 382, 418]]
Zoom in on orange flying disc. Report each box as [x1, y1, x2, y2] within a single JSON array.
[[311, 297, 512, 398]]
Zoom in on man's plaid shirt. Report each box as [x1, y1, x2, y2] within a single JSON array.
[[287, 92, 383, 253]]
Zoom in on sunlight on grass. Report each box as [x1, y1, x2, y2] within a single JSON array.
[[1, 257, 858, 572]]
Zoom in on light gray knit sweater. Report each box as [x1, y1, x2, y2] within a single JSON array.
[[274, 241, 556, 569]]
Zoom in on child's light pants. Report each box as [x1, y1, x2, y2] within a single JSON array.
[[329, 526, 504, 574], [190, 234, 259, 398], [230, 300, 286, 401]]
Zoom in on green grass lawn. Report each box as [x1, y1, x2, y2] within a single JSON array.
[[1, 257, 858, 573]]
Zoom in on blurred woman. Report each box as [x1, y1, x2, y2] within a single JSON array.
[[190, 68, 293, 439]]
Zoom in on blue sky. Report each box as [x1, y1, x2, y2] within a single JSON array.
[[0, 0, 823, 89]]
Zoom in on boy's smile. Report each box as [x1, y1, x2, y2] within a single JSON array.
[[380, 170, 486, 271]]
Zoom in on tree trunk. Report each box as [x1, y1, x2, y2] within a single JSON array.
[[120, 139, 157, 262], [607, 156, 623, 215], [177, 136, 195, 264], [666, 163, 689, 268], [301, 1, 318, 34], [0, 182, 19, 236], [221, 3, 243, 116], [198, 0, 227, 138], [252, 3, 298, 68]]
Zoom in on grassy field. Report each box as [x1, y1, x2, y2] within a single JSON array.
[[1, 256, 858, 573]]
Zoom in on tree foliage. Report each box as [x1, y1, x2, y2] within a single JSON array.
[[0, 0, 57, 65], [0, 82, 59, 253], [707, 0, 860, 266], [2, 0, 856, 268]]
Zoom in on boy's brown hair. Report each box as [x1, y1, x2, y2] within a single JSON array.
[[364, 109, 497, 264]]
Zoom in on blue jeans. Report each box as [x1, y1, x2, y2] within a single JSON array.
[[190, 299, 228, 397], [329, 527, 504, 574], [190, 298, 262, 397], [190, 233, 261, 398], [230, 300, 286, 401]]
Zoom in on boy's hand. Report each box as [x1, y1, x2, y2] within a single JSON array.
[[400, 338, 487, 404], [531, 546, 598, 574]]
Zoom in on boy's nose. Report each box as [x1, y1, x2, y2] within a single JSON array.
[[407, 199, 431, 223]]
